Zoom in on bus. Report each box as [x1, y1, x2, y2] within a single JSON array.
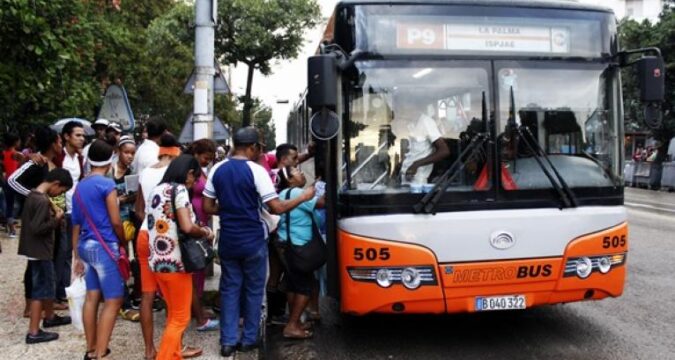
[[289, 0, 665, 315]]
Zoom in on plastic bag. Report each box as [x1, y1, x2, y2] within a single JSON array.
[[65, 277, 86, 332]]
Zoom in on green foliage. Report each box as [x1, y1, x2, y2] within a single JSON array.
[[619, 5, 675, 158], [215, 0, 321, 126], [0, 0, 100, 131], [0, 0, 196, 135]]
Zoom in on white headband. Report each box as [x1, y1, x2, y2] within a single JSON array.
[[88, 156, 113, 167]]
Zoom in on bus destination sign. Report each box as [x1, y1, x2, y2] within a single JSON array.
[[396, 22, 570, 53]]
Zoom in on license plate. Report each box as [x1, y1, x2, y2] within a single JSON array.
[[475, 295, 526, 311]]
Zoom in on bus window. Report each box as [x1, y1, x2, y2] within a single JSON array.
[[496, 64, 619, 190], [344, 61, 490, 194]]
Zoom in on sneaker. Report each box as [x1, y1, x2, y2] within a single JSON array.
[[196, 318, 219, 332], [220, 345, 236, 358], [152, 297, 164, 312], [237, 343, 258, 353], [9, 231, 17, 238], [130, 298, 141, 310], [26, 329, 59, 344], [43, 314, 71, 328]]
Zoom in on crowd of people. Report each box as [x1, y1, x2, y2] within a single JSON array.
[[632, 146, 659, 162], [0, 118, 326, 359]]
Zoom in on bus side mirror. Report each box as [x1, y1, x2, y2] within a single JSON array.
[[308, 55, 338, 110], [636, 56, 665, 128], [636, 56, 665, 103]]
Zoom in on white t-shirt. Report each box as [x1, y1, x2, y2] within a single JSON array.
[[132, 140, 160, 175], [62, 148, 81, 214], [393, 113, 442, 184], [139, 165, 168, 230]]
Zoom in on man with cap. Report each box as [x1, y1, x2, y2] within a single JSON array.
[[203, 127, 315, 357], [106, 122, 123, 146]]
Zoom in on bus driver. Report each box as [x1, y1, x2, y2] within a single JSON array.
[[391, 98, 450, 185]]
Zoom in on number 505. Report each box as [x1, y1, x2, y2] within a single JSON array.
[[602, 235, 626, 248], [354, 247, 390, 261]]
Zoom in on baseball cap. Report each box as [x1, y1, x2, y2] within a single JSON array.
[[233, 127, 259, 145], [107, 122, 122, 133], [93, 118, 110, 128]]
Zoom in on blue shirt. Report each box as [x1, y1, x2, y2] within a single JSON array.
[[204, 158, 278, 258], [277, 188, 319, 246], [72, 175, 117, 243]]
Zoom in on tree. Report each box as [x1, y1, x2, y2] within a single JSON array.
[[251, 101, 276, 149], [0, 0, 100, 131], [215, 0, 320, 127]]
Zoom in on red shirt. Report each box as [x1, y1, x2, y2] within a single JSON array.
[[3, 148, 20, 176]]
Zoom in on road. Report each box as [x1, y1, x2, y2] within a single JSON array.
[[267, 188, 675, 360]]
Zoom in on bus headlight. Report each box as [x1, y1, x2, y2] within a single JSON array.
[[597, 256, 611, 274], [564, 253, 626, 278], [401, 268, 422, 289], [575, 257, 593, 279], [376, 269, 393, 288], [347, 266, 437, 289]]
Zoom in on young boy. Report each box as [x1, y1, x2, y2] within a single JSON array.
[[18, 168, 73, 344]]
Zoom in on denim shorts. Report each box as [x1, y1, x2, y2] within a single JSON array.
[[78, 239, 124, 299], [28, 260, 56, 300]]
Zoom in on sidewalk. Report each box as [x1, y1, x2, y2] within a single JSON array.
[[0, 233, 225, 360]]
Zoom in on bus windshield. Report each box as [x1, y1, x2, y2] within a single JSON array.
[[343, 60, 491, 193], [496, 62, 620, 191]]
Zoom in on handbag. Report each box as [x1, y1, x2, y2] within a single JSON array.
[[171, 183, 215, 272], [261, 208, 280, 233], [284, 188, 327, 273], [74, 190, 131, 281]]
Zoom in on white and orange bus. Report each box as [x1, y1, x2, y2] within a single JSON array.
[[288, 0, 664, 315]]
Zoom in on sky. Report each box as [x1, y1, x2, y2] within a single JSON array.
[[229, 0, 338, 145], [230, 0, 651, 145]]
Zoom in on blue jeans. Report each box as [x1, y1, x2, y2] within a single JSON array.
[[78, 239, 125, 299], [219, 245, 268, 346]]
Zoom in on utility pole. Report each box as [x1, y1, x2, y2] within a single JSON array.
[[193, 0, 216, 141]]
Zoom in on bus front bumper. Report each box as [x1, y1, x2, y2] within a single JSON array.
[[339, 223, 628, 315]]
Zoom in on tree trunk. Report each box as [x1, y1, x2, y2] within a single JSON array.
[[242, 63, 255, 127]]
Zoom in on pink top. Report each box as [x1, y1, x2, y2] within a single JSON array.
[[191, 174, 209, 226]]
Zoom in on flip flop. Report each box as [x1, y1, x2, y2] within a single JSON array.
[[119, 309, 140, 322], [84, 348, 111, 360], [283, 329, 313, 340], [306, 310, 321, 322], [181, 345, 203, 359]]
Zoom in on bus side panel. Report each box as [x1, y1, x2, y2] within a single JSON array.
[[338, 230, 446, 315]]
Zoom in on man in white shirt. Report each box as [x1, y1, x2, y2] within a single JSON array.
[[392, 100, 450, 185], [55, 120, 85, 302], [132, 119, 166, 175]]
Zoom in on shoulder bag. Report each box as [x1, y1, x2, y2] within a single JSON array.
[[171, 183, 215, 272], [284, 188, 327, 273], [74, 188, 131, 281]]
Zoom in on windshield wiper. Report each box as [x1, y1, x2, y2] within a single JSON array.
[[507, 87, 578, 208], [414, 92, 489, 215]]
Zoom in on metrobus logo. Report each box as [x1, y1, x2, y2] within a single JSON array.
[[396, 23, 444, 49], [449, 264, 553, 283]]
